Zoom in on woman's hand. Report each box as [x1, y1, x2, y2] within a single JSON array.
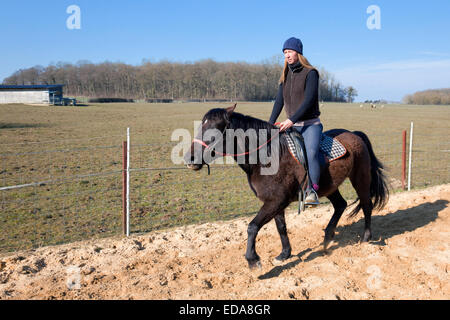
[[278, 119, 294, 132]]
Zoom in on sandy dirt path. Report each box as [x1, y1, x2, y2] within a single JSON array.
[[1, 184, 449, 300]]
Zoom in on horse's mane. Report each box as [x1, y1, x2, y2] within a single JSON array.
[[229, 112, 277, 131]]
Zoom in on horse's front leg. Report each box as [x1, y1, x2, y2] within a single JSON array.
[[245, 202, 280, 269], [274, 210, 291, 262]]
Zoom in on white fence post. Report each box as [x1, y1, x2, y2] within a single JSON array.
[[407, 122, 414, 191], [126, 127, 130, 236]]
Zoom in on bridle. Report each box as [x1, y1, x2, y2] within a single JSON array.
[[191, 121, 281, 174]]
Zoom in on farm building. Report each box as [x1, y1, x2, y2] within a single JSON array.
[[0, 84, 64, 105]]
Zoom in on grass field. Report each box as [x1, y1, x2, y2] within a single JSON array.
[[1, 102, 449, 253]]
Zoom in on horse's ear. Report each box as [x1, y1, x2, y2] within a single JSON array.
[[226, 103, 237, 116]]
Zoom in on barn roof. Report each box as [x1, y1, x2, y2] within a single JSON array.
[[0, 84, 65, 90]]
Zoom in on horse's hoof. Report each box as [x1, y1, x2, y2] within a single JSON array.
[[248, 259, 262, 270], [323, 239, 335, 252], [361, 230, 372, 243], [323, 230, 335, 251], [323, 240, 330, 251], [273, 253, 291, 265], [272, 258, 283, 266], [272, 256, 290, 266]]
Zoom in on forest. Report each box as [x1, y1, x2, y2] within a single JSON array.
[[2, 59, 358, 102]]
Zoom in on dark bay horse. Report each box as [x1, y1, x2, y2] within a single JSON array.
[[184, 104, 389, 269]]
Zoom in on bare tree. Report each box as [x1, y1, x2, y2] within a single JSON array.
[[346, 86, 358, 103]]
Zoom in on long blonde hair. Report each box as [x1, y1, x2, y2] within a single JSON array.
[[279, 53, 319, 83]]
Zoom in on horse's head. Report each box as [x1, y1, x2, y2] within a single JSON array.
[[184, 103, 236, 171]]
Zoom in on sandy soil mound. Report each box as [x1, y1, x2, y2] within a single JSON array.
[[1, 184, 449, 300]]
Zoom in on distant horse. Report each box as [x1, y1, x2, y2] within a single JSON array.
[[184, 104, 389, 269]]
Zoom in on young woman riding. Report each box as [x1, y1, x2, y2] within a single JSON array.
[[269, 37, 322, 205]]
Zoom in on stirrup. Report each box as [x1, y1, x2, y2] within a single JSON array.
[[305, 189, 320, 206], [298, 188, 305, 214]]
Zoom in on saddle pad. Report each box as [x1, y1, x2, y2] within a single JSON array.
[[285, 133, 347, 163], [285, 134, 305, 166], [319, 134, 347, 162]]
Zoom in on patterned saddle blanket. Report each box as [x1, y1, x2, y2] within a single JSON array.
[[285, 132, 347, 165]]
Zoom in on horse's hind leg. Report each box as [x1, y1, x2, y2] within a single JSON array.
[[324, 190, 347, 250], [274, 210, 291, 261], [361, 201, 373, 242], [350, 169, 373, 242]]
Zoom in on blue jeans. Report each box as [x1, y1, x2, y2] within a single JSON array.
[[292, 123, 323, 188]]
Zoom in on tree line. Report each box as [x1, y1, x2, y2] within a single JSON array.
[[2, 59, 357, 102], [403, 88, 450, 105]]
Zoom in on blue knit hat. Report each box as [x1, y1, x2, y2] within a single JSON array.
[[282, 37, 303, 55]]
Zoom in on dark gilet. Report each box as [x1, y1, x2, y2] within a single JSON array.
[[283, 63, 320, 121]]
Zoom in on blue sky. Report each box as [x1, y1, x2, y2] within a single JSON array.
[[1, 0, 449, 101]]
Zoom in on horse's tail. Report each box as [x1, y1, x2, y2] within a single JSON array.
[[349, 131, 390, 217]]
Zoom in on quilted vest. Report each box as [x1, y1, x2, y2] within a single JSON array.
[[283, 65, 320, 121]]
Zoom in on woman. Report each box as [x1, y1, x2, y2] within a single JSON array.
[[269, 36, 322, 205]]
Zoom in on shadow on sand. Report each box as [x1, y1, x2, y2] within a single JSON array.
[[258, 199, 448, 280]]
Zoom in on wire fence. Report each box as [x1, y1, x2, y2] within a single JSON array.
[[0, 126, 448, 254], [0, 138, 124, 253]]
